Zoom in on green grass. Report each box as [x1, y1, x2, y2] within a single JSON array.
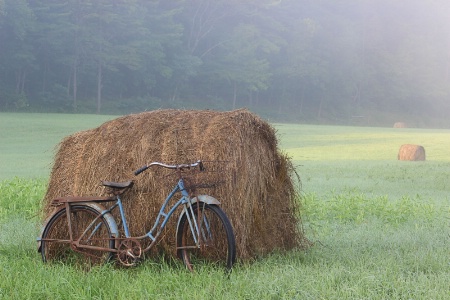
[[0, 178, 47, 221], [0, 113, 449, 299]]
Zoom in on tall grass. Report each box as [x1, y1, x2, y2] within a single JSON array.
[[303, 191, 443, 226], [0, 178, 46, 221], [0, 180, 447, 299], [0, 114, 449, 299]]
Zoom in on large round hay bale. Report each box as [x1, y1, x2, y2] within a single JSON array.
[[43, 109, 308, 260], [393, 122, 407, 128], [398, 144, 425, 161]]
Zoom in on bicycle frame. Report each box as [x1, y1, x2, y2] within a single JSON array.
[[62, 177, 220, 254]]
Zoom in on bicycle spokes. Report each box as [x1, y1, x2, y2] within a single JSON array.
[[41, 205, 115, 267], [177, 203, 236, 271]]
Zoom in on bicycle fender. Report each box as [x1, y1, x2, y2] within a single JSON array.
[[190, 194, 221, 205], [37, 202, 119, 252], [175, 195, 221, 242]]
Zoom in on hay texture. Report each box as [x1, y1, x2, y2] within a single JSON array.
[[398, 144, 426, 161], [43, 109, 307, 260]]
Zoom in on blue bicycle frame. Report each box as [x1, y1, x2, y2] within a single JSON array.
[[87, 177, 220, 253]]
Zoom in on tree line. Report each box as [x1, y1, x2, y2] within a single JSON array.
[[1, 0, 449, 126]]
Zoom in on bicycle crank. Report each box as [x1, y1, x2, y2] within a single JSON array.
[[117, 238, 143, 267]]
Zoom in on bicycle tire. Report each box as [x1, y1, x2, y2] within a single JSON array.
[[41, 205, 115, 266], [177, 203, 236, 271]]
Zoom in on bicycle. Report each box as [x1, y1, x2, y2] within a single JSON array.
[[37, 160, 236, 271]]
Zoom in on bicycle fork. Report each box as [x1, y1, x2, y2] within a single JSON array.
[[179, 195, 221, 249], [184, 201, 206, 247]]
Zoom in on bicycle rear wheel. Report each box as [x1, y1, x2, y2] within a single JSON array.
[[40, 205, 115, 267], [177, 203, 236, 271]]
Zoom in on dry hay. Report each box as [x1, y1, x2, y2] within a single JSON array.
[[398, 144, 426, 161], [43, 109, 308, 260], [393, 122, 407, 128]]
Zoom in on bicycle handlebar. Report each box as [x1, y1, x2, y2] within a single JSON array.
[[134, 160, 204, 176]]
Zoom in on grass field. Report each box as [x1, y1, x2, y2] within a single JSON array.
[[0, 112, 449, 299], [0, 113, 115, 180]]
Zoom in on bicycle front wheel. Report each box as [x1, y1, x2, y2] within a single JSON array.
[[40, 205, 115, 267], [177, 203, 236, 271]]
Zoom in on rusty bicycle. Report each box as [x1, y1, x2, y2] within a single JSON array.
[[37, 160, 236, 271]]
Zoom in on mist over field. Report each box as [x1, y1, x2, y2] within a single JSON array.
[[0, 0, 449, 127]]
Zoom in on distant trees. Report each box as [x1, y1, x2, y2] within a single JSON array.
[[0, 0, 449, 126], [0, 0, 35, 109]]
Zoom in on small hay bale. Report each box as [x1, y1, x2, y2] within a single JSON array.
[[398, 144, 425, 161], [393, 122, 407, 128], [43, 109, 309, 260]]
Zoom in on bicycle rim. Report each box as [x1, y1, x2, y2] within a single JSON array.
[[177, 203, 236, 271]]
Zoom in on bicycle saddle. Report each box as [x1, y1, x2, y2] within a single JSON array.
[[102, 180, 134, 189]]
